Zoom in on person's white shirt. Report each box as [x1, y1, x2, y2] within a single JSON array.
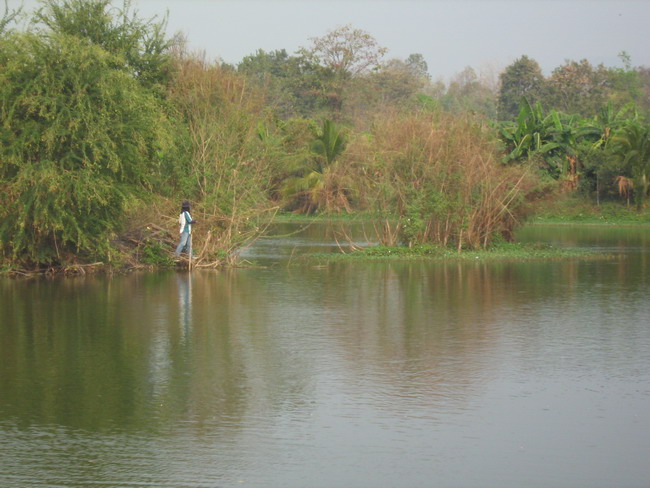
[[178, 211, 193, 234]]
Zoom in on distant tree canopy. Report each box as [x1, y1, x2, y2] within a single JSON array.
[[497, 55, 546, 120], [544, 59, 610, 117], [237, 48, 335, 118], [302, 24, 388, 79], [495, 53, 650, 121]]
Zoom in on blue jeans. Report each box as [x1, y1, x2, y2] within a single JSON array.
[[175, 232, 192, 256]]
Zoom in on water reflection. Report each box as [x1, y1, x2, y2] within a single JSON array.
[[177, 272, 192, 341], [1, 225, 650, 487]]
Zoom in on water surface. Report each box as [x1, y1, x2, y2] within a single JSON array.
[[1, 224, 650, 487]]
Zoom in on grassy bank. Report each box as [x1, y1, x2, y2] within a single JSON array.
[[530, 195, 650, 225], [276, 195, 650, 227], [312, 241, 610, 263]]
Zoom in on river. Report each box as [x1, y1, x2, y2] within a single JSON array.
[[1, 223, 649, 487]]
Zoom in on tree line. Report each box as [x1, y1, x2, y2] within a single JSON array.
[[1, 0, 648, 270]]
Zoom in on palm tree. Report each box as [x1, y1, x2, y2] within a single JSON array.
[[311, 118, 347, 171], [281, 118, 349, 213]]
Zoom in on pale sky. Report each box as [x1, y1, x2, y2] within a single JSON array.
[[8, 0, 650, 82]]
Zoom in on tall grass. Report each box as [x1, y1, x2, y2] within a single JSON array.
[[347, 110, 536, 249], [165, 56, 279, 266]]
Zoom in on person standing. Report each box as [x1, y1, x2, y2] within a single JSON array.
[[175, 200, 196, 257]]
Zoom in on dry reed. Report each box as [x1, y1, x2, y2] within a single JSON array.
[[346, 110, 535, 249]]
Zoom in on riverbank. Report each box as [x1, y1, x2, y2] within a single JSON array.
[[529, 195, 650, 226], [3, 198, 643, 277], [275, 196, 650, 227]]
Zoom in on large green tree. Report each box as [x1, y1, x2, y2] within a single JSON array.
[[33, 0, 173, 91], [497, 55, 546, 120], [0, 1, 173, 266], [238, 48, 334, 118]]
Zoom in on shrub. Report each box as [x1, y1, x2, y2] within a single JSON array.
[[348, 110, 536, 248]]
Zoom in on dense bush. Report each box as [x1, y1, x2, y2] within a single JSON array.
[[0, 32, 173, 265]]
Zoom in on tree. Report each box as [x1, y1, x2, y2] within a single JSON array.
[[280, 119, 350, 213], [442, 66, 497, 117], [405, 53, 430, 81], [312, 118, 347, 170], [344, 58, 425, 118], [609, 121, 650, 208], [544, 59, 610, 117], [33, 0, 173, 91], [302, 24, 387, 79], [299, 25, 387, 115], [607, 52, 650, 116], [497, 55, 546, 120], [238, 48, 334, 118], [0, 32, 172, 265]]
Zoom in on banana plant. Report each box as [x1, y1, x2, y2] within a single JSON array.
[[498, 99, 601, 182], [497, 100, 561, 163]]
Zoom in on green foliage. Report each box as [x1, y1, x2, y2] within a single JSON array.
[[439, 66, 497, 118], [607, 52, 650, 116], [497, 55, 546, 120], [238, 48, 336, 118], [140, 240, 174, 266], [0, 11, 173, 265], [33, 0, 173, 91], [311, 118, 347, 170], [609, 121, 650, 208], [498, 100, 603, 182], [280, 119, 350, 213]]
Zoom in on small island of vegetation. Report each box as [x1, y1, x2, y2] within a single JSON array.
[[1, 1, 649, 275]]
